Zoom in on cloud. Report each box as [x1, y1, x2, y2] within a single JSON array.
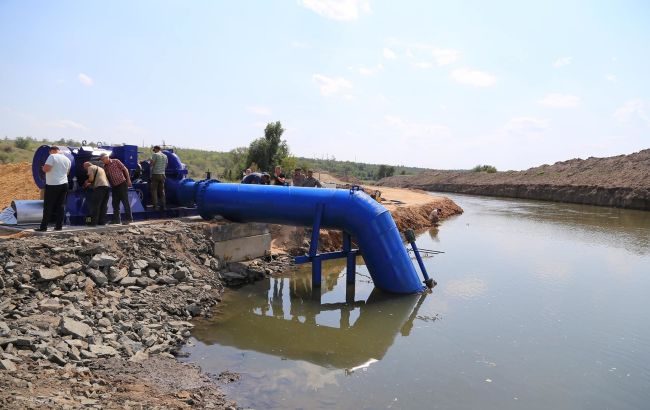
[[504, 117, 549, 135], [384, 115, 451, 138], [115, 119, 146, 136], [395, 42, 460, 66], [552, 56, 572, 68], [375, 93, 389, 104], [431, 48, 460, 66], [614, 99, 649, 126], [357, 63, 383, 75], [291, 40, 310, 49], [383, 47, 397, 60], [300, 0, 371, 21], [312, 74, 352, 96], [605, 74, 617, 82], [538, 93, 580, 108], [78, 73, 93, 86], [247, 105, 272, 116], [46, 119, 88, 130], [451, 68, 496, 87], [412, 61, 433, 69]]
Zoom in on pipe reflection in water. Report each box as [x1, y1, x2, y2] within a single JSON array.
[[189, 259, 431, 371]]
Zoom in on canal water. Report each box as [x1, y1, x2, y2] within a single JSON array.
[[184, 193, 650, 409]]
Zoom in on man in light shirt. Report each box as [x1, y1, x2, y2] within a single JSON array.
[[36, 146, 71, 232], [83, 161, 110, 226], [150, 145, 168, 211]]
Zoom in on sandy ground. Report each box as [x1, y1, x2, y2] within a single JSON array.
[[0, 163, 41, 209]]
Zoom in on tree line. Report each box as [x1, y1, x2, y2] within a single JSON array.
[[1, 124, 432, 181]]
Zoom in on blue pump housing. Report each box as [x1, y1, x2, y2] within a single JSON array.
[[31, 144, 195, 223], [179, 180, 424, 294]]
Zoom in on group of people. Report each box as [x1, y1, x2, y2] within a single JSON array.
[[37, 145, 168, 232], [241, 166, 322, 188], [80, 152, 133, 227], [37, 144, 323, 231]]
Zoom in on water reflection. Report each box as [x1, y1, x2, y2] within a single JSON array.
[[186, 193, 650, 410], [190, 262, 431, 370]]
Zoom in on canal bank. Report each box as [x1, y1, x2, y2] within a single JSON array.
[[378, 149, 650, 210], [0, 187, 461, 408]]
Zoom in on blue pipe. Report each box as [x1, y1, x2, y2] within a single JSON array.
[[180, 181, 424, 294]]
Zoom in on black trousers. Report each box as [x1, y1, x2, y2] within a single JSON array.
[[111, 182, 133, 223], [88, 186, 109, 226], [40, 183, 68, 230]]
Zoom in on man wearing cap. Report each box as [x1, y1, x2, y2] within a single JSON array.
[[36, 146, 71, 232], [100, 153, 133, 225], [150, 146, 168, 211]]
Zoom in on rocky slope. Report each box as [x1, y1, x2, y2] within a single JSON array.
[[379, 149, 650, 210], [0, 220, 291, 409]]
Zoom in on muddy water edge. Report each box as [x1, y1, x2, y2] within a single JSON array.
[[184, 192, 650, 410]]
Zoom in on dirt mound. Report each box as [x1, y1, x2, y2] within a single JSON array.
[[380, 149, 650, 189], [270, 193, 462, 255], [379, 149, 650, 209], [0, 162, 40, 209], [390, 196, 461, 232]]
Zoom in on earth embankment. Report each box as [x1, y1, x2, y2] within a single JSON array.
[[379, 149, 650, 210], [0, 163, 40, 209]]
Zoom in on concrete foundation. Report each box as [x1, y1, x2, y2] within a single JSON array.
[[203, 222, 271, 262]]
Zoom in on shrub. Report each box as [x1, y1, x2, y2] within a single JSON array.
[[472, 164, 497, 173], [14, 136, 32, 149]]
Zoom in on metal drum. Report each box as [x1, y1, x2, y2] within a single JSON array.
[[11, 200, 44, 224]]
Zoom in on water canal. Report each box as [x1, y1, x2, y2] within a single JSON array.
[[184, 193, 650, 409]]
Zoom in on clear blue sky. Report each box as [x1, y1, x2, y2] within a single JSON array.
[[1, 0, 649, 170]]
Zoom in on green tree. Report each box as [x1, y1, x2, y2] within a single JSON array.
[[376, 164, 395, 179], [281, 156, 298, 173], [246, 138, 270, 171], [245, 121, 289, 172], [222, 146, 249, 180]]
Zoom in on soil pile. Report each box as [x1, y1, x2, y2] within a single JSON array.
[[0, 163, 40, 210], [270, 189, 463, 254], [379, 149, 650, 210]]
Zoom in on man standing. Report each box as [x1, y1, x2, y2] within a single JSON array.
[[100, 153, 133, 225], [150, 146, 168, 210], [301, 170, 322, 188], [83, 161, 110, 226], [36, 146, 71, 232], [292, 168, 305, 187], [272, 165, 287, 186]]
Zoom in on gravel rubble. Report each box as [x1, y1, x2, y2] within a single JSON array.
[[0, 220, 292, 409]]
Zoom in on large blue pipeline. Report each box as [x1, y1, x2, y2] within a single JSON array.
[[179, 180, 425, 294]]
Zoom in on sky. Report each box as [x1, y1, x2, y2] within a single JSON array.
[[1, 0, 649, 170]]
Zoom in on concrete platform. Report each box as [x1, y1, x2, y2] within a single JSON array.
[[203, 222, 271, 262]]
